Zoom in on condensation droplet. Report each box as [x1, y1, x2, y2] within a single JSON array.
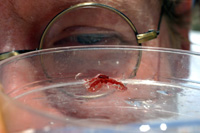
[[98, 60, 101, 65], [50, 122, 54, 125]]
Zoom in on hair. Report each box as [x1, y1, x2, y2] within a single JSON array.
[[163, 0, 191, 49]]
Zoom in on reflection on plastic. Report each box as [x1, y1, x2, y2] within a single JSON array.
[[1, 46, 200, 132]]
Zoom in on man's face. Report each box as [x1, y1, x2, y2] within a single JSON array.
[[0, 0, 176, 132], [0, 0, 167, 91], [0, 0, 167, 95], [0, 0, 163, 53]]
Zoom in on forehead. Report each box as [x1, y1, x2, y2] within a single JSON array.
[[12, 0, 160, 20], [10, 0, 161, 33]]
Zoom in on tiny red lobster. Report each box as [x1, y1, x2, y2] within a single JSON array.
[[84, 74, 127, 92]]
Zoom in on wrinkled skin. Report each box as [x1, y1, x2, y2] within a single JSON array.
[[0, 0, 191, 132]]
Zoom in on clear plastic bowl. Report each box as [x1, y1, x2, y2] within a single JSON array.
[[0, 46, 200, 132]]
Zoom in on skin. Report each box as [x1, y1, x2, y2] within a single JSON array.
[[0, 0, 165, 92], [0, 0, 162, 53], [0, 0, 192, 132]]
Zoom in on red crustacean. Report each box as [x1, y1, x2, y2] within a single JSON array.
[[85, 74, 127, 92]]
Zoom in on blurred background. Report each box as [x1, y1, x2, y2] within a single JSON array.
[[190, 0, 200, 52]]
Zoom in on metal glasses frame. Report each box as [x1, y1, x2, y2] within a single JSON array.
[[0, 2, 163, 61]]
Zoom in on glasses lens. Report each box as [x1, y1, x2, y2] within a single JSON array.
[[41, 47, 140, 80], [40, 3, 138, 49]]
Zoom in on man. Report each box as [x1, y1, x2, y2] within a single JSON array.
[[0, 0, 191, 52], [0, 0, 192, 132]]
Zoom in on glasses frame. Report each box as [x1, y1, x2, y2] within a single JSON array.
[[0, 2, 163, 61]]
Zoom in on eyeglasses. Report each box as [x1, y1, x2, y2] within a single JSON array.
[[0, 2, 163, 61]]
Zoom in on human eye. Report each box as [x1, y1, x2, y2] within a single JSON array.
[[51, 27, 128, 47], [40, 4, 138, 49]]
